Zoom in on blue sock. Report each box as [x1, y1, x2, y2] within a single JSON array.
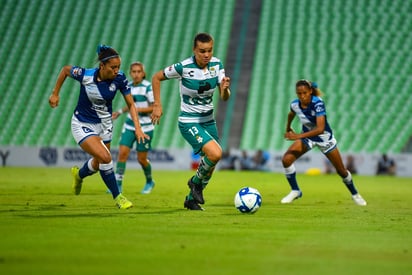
[[99, 162, 120, 198], [284, 165, 300, 191], [342, 171, 358, 195], [79, 159, 97, 179]]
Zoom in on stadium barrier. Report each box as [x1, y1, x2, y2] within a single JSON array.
[[0, 146, 411, 177]]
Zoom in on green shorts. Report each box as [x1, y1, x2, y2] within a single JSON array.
[[178, 120, 220, 154], [119, 128, 153, 152]]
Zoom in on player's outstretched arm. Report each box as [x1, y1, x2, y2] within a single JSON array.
[[49, 65, 72, 108], [151, 70, 166, 124]]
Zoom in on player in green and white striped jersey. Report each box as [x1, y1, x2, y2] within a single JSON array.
[[112, 62, 155, 194], [151, 33, 231, 210]]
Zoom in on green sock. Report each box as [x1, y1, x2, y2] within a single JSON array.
[[186, 193, 194, 200], [143, 162, 152, 182], [115, 161, 126, 186], [193, 156, 216, 185]]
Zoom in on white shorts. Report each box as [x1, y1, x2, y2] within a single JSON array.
[[71, 115, 113, 144], [302, 137, 337, 154]]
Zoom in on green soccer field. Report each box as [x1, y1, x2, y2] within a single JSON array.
[[0, 167, 411, 275]]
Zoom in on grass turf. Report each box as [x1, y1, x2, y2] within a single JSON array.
[[0, 167, 411, 275]]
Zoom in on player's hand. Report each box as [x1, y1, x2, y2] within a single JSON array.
[[220, 77, 231, 90], [135, 128, 150, 144], [112, 112, 120, 120], [49, 94, 59, 108], [284, 131, 298, 140], [151, 104, 163, 125]]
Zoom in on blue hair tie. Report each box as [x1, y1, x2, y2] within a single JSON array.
[[96, 44, 111, 54], [311, 82, 318, 89]]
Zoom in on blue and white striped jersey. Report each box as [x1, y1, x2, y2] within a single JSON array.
[[290, 95, 334, 142], [70, 66, 130, 123]]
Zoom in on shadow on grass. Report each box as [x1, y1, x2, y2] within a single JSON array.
[[1, 203, 185, 218]]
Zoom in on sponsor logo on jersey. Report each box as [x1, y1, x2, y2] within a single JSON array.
[[82, 126, 93, 133]]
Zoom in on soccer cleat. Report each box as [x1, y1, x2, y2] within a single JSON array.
[[352, 194, 367, 206], [184, 197, 204, 211], [280, 190, 302, 204], [71, 166, 83, 195], [114, 194, 133, 209], [187, 177, 204, 204], [141, 181, 155, 194]]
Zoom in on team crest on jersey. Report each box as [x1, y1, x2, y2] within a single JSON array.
[[209, 66, 216, 77], [109, 83, 116, 92], [72, 68, 83, 77], [196, 135, 203, 143]]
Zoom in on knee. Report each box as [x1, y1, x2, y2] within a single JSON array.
[[98, 152, 112, 164], [207, 148, 222, 163], [282, 154, 293, 168]]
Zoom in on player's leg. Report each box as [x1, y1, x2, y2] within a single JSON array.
[[79, 137, 117, 196], [114, 128, 135, 193], [179, 121, 220, 209], [137, 130, 155, 194], [138, 151, 155, 194], [280, 139, 308, 203], [80, 137, 132, 208], [325, 147, 367, 206], [70, 116, 99, 195], [114, 145, 131, 193], [192, 121, 221, 190]]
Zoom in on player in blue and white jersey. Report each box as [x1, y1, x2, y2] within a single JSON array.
[[280, 80, 367, 206], [49, 45, 148, 209], [151, 33, 231, 210], [112, 62, 156, 194]]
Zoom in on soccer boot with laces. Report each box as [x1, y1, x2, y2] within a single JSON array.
[[184, 197, 204, 211], [71, 166, 83, 195], [141, 181, 155, 194], [352, 193, 367, 206], [114, 194, 133, 209], [187, 177, 204, 204], [280, 190, 302, 204]]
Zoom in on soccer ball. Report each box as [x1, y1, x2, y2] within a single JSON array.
[[234, 187, 262, 213]]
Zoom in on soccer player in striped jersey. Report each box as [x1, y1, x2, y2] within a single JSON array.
[[281, 80, 367, 206], [49, 45, 148, 209], [151, 33, 231, 210], [112, 62, 155, 194]]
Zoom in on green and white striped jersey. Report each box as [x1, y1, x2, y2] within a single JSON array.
[[163, 56, 226, 123], [124, 79, 154, 133]]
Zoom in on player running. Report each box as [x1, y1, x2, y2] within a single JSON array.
[[280, 80, 367, 206], [151, 33, 231, 210], [49, 45, 148, 209], [112, 62, 155, 194]]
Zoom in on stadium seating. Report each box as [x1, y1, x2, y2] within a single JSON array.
[[0, 0, 410, 153], [0, 0, 235, 149], [240, 0, 412, 153]]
